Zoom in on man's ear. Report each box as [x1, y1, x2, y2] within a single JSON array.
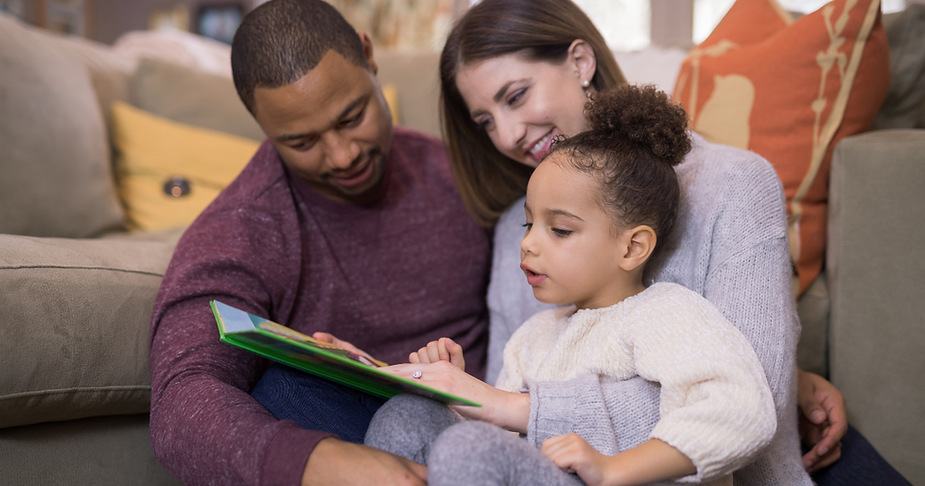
[[618, 225, 656, 272], [567, 39, 597, 87], [358, 31, 378, 75]]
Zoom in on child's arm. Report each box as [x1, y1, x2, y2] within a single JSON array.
[[408, 337, 465, 371], [542, 434, 695, 486]]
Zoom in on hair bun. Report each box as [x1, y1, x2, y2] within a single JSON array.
[[585, 84, 691, 166]]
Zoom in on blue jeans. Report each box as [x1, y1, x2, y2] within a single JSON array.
[[250, 363, 386, 444], [809, 424, 912, 486]]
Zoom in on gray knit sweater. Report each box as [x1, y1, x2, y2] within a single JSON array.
[[486, 133, 813, 486]]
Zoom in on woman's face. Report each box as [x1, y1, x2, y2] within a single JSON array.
[[455, 52, 592, 168]]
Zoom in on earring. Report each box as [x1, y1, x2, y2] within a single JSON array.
[[581, 79, 590, 88]]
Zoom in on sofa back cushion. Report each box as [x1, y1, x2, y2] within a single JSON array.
[[0, 13, 125, 237], [130, 58, 265, 142]]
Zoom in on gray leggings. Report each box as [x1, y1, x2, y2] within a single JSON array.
[[365, 394, 585, 486]]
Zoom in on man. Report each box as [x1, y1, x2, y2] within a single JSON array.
[[148, 1, 490, 485]]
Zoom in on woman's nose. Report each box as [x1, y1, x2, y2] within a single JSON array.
[[496, 113, 526, 153]]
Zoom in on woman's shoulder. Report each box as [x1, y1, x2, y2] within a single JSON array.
[[679, 133, 783, 197]]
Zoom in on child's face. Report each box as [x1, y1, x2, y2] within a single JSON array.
[[520, 154, 634, 310]]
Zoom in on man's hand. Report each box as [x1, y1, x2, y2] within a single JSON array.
[[408, 337, 465, 371], [312, 332, 378, 362], [302, 438, 427, 486], [797, 369, 847, 472]]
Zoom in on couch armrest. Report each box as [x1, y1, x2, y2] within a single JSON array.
[[0, 232, 179, 428], [827, 129, 925, 484]]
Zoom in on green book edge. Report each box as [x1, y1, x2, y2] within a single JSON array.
[[211, 300, 481, 407]]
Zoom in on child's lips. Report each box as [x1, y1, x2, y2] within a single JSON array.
[[520, 262, 547, 286]]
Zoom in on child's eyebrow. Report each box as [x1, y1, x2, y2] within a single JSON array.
[[545, 208, 583, 221]]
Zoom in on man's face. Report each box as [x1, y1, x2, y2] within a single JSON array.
[[252, 46, 393, 204]]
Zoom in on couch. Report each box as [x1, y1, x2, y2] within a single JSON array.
[[1, 5, 923, 485]]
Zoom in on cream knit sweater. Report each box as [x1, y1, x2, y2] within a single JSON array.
[[496, 283, 776, 484], [487, 134, 813, 485]]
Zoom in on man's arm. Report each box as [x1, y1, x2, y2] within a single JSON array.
[[148, 206, 328, 486]]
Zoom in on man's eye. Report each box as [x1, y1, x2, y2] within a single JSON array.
[[551, 228, 572, 237], [341, 111, 363, 127]]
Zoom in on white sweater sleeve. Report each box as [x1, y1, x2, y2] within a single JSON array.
[[629, 287, 777, 482]]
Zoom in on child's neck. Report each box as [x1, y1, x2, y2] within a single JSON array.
[[574, 279, 647, 311]]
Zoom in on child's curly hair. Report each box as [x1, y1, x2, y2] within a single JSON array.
[[548, 84, 691, 255]]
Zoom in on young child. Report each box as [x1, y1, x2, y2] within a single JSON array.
[[365, 85, 776, 486]]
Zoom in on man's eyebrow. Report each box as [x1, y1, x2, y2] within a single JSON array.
[[275, 93, 368, 142], [469, 80, 522, 119]]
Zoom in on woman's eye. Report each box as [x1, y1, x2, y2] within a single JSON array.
[[522, 222, 533, 231], [508, 88, 527, 105], [551, 228, 572, 237], [476, 118, 494, 132]]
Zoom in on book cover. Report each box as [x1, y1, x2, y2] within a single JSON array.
[[211, 300, 480, 407]]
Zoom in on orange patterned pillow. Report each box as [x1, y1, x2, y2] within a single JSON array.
[[672, 0, 890, 295]]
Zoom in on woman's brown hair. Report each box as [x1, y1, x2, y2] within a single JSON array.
[[440, 0, 627, 228]]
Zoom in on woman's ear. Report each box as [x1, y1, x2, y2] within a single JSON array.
[[568, 39, 597, 87], [358, 31, 378, 75], [618, 225, 656, 272]]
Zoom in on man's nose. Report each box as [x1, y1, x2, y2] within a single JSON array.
[[324, 132, 361, 171]]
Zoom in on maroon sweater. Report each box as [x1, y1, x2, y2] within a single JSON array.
[[149, 128, 490, 486]]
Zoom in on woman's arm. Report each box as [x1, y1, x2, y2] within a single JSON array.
[[383, 361, 531, 433]]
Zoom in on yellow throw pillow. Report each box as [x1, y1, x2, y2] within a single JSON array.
[[111, 101, 261, 231]]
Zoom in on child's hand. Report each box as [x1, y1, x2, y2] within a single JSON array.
[[541, 433, 610, 486], [408, 337, 465, 371]]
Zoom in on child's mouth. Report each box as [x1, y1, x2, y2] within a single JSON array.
[[520, 263, 547, 286]]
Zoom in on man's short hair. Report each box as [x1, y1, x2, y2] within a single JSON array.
[[231, 0, 369, 114]]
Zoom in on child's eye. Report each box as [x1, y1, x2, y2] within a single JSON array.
[[551, 228, 572, 237], [522, 222, 533, 232]]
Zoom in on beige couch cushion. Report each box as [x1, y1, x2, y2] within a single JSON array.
[[0, 13, 125, 238], [0, 232, 180, 428], [827, 129, 925, 484], [130, 57, 265, 142]]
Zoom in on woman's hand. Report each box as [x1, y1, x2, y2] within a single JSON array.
[[797, 369, 847, 472], [408, 337, 465, 371], [382, 361, 530, 433]]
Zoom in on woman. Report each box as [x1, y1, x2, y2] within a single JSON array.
[[422, 0, 907, 484]]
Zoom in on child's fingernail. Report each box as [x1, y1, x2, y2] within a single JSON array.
[[818, 445, 829, 456], [810, 410, 826, 423]]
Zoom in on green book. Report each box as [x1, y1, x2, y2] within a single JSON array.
[[211, 300, 480, 407]]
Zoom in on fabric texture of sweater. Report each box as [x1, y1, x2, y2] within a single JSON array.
[[149, 127, 491, 486], [496, 283, 776, 484], [487, 133, 813, 486]]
